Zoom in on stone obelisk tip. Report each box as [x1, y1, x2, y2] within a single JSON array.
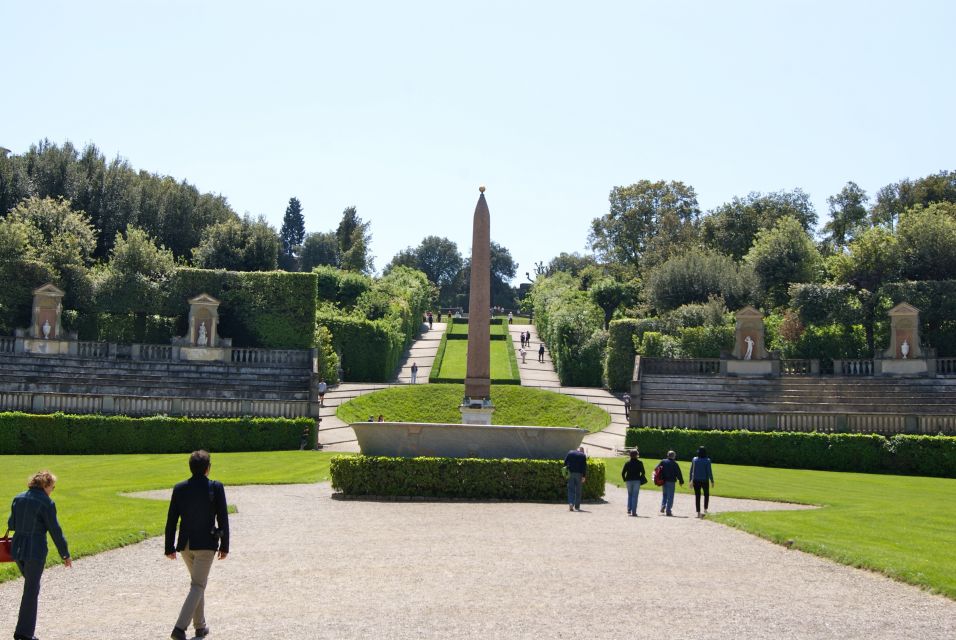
[[479, 185, 486, 193]]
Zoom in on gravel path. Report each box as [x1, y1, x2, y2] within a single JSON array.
[[2, 484, 954, 639]]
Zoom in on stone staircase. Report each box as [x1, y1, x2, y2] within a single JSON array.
[[634, 374, 956, 434], [0, 351, 313, 417]]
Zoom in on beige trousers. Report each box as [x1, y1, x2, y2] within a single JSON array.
[[176, 544, 216, 631]]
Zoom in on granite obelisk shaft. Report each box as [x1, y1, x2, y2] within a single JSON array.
[[464, 191, 491, 400]]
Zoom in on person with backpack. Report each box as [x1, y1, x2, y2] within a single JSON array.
[[655, 450, 684, 516], [690, 446, 715, 518], [621, 449, 647, 516]]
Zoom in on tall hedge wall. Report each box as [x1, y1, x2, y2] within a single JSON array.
[[605, 319, 641, 391], [625, 427, 956, 478], [330, 455, 606, 500], [0, 412, 314, 454]]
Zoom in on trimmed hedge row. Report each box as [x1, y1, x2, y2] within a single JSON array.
[[330, 455, 606, 500], [605, 319, 640, 391], [625, 427, 956, 478], [0, 412, 314, 454]]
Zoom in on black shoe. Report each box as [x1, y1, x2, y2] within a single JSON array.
[[195, 627, 210, 638], [14, 634, 38, 640], [171, 628, 188, 640]]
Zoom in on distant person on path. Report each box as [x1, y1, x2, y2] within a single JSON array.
[[563, 446, 588, 511], [165, 450, 230, 640], [316, 378, 328, 406], [621, 449, 647, 516], [623, 394, 631, 419], [538, 343, 545, 363], [427, 311, 433, 330], [410, 362, 419, 384], [437, 311, 442, 323], [655, 450, 684, 516], [690, 446, 715, 518], [377, 415, 384, 422], [508, 311, 513, 324], [7, 470, 72, 640], [519, 346, 527, 363]]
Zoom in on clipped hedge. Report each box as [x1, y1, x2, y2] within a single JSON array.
[[625, 427, 956, 478], [330, 455, 605, 500], [318, 311, 405, 382], [0, 412, 313, 454], [605, 319, 641, 391]]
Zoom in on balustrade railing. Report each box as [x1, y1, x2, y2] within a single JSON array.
[[230, 348, 310, 367], [0, 336, 14, 353], [642, 358, 721, 375], [836, 359, 874, 376], [937, 358, 956, 375], [781, 359, 812, 375], [76, 341, 108, 358], [137, 344, 174, 361]]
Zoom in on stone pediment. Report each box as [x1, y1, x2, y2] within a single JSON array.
[[888, 302, 920, 316], [188, 292, 220, 306], [32, 283, 65, 297]]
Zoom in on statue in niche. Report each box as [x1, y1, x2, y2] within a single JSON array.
[[42, 320, 52, 339], [901, 339, 910, 360], [197, 321, 208, 347], [744, 335, 754, 360]]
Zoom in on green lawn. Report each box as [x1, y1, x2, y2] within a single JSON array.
[[604, 457, 956, 599], [0, 451, 340, 583], [435, 340, 518, 381], [494, 314, 531, 325], [337, 384, 611, 432]]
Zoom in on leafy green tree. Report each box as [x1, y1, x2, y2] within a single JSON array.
[[385, 236, 463, 306], [701, 189, 817, 261], [192, 215, 279, 271], [744, 216, 822, 308], [871, 170, 956, 228], [589, 278, 633, 329], [546, 252, 597, 277], [94, 227, 176, 314], [823, 181, 869, 250], [644, 249, 756, 312], [588, 180, 700, 270], [453, 241, 519, 309], [279, 197, 306, 269], [301, 231, 341, 270], [896, 203, 956, 280], [335, 206, 373, 273]]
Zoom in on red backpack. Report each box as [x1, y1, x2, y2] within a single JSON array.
[[653, 463, 664, 486]]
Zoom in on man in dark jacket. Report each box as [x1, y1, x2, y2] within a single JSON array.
[[165, 450, 230, 640], [656, 450, 684, 516], [621, 449, 646, 516], [563, 446, 588, 511]]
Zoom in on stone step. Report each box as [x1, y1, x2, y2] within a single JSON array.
[[0, 381, 310, 400], [0, 354, 311, 376], [640, 397, 956, 414], [0, 369, 309, 389], [642, 388, 956, 402]]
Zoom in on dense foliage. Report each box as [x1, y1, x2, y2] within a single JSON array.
[[625, 428, 956, 477], [330, 455, 606, 500], [0, 412, 313, 454]]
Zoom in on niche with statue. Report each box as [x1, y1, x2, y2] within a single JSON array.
[[175, 293, 232, 362]]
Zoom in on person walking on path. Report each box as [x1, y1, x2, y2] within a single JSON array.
[[508, 311, 513, 324], [7, 470, 72, 640], [621, 450, 647, 516], [538, 343, 545, 363], [427, 311, 434, 330], [410, 362, 419, 384], [316, 378, 328, 407], [655, 451, 684, 516], [519, 346, 527, 363], [563, 446, 588, 511], [690, 446, 715, 518], [165, 450, 230, 640]]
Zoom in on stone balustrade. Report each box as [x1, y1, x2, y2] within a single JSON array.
[[632, 409, 948, 435]]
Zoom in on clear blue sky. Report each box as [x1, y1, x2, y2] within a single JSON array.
[[3, 1, 954, 282]]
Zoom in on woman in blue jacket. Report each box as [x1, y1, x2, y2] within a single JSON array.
[[689, 446, 715, 518], [7, 470, 72, 640]]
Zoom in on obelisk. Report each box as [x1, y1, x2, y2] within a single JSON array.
[[460, 185, 494, 425]]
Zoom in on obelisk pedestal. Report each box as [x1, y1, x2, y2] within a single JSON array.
[[460, 186, 494, 425]]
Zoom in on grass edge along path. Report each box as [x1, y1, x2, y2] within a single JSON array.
[[337, 384, 610, 433], [604, 457, 956, 599], [0, 451, 341, 584]]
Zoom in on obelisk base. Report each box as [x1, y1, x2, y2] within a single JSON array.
[[460, 398, 495, 426]]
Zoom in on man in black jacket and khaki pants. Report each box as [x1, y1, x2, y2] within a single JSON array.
[[165, 450, 230, 640]]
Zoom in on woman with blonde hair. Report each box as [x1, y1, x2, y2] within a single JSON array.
[[7, 470, 72, 640]]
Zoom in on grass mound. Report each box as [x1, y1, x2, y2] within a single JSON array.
[[336, 384, 610, 433]]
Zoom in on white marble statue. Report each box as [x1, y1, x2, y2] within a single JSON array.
[[197, 321, 208, 347], [901, 339, 910, 360], [744, 335, 754, 360], [42, 319, 52, 339]]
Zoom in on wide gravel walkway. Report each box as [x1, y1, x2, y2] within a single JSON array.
[[2, 484, 953, 639]]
